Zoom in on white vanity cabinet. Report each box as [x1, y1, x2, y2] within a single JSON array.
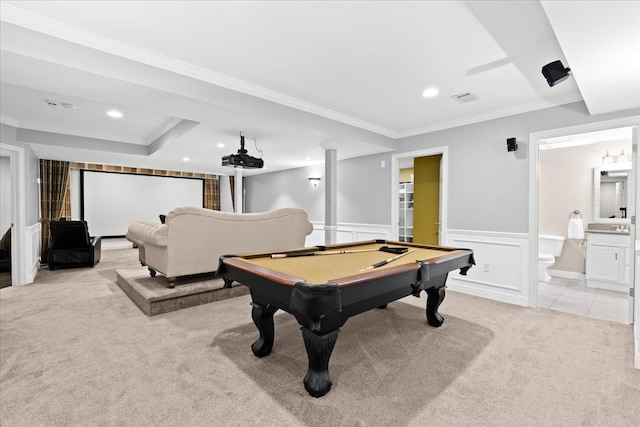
[[586, 232, 630, 292]]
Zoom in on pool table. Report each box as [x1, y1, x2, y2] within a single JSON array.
[[217, 239, 474, 397]]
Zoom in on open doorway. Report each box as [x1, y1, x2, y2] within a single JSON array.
[[530, 119, 639, 325], [391, 147, 448, 245]]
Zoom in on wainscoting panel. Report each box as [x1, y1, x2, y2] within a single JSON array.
[[445, 229, 530, 307], [308, 222, 392, 246], [24, 222, 40, 284]]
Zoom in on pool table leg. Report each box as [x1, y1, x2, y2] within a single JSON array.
[[301, 327, 340, 398], [251, 303, 278, 357], [425, 285, 446, 327]]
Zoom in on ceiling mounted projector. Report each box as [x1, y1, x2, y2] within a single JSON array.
[[541, 60, 571, 87], [222, 131, 264, 169]]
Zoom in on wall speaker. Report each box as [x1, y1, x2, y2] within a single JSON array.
[[542, 60, 571, 87], [507, 138, 518, 152]]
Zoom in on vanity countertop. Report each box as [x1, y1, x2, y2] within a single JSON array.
[[586, 223, 630, 235], [585, 229, 630, 235]]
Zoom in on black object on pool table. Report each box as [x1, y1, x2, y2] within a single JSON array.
[[271, 245, 408, 259], [217, 239, 475, 398], [357, 249, 414, 272]]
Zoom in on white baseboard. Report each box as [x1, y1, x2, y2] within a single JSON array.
[[548, 269, 585, 281], [447, 277, 529, 307]]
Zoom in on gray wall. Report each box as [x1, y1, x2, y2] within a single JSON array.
[[245, 165, 326, 221], [399, 101, 640, 233], [398, 110, 531, 232], [1, 123, 40, 226], [245, 101, 640, 233], [245, 152, 392, 224], [336, 153, 392, 224]]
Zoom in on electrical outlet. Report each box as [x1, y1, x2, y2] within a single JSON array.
[[483, 263, 490, 272]]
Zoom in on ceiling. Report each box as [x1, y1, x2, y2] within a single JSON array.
[[1, 1, 639, 176]]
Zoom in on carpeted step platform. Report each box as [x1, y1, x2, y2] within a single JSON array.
[[115, 268, 250, 316]]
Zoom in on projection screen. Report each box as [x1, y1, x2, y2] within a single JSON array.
[[81, 170, 204, 237]]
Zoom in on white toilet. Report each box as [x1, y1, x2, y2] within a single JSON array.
[[538, 235, 566, 282]]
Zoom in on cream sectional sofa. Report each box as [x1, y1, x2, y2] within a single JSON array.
[[126, 207, 313, 286]]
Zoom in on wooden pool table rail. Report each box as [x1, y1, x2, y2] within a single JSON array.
[[219, 239, 475, 288]]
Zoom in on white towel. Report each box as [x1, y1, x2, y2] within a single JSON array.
[[568, 218, 584, 239]]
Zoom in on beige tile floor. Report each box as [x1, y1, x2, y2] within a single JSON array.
[[538, 277, 630, 324]]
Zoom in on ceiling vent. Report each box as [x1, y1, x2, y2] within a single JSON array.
[[43, 99, 77, 109], [451, 92, 478, 104]]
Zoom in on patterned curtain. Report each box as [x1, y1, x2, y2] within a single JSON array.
[[59, 180, 72, 219], [40, 160, 70, 262], [204, 177, 220, 210]]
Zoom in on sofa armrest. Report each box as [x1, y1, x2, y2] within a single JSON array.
[[127, 222, 168, 247], [140, 224, 169, 247]]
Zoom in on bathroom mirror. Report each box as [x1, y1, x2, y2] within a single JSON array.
[[593, 166, 631, 224]]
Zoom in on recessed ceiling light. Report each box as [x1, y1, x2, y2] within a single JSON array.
[[305, 157, 311, 161], [182, 157, 190, 162], [217, 143, 225, 148], [107, 110, 123, 118], [422, 87, 439, 98]]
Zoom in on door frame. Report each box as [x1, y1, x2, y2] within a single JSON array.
[[528, 116, 640, 322], [0, 143, 27, 286], [391, 146, 448, 245]]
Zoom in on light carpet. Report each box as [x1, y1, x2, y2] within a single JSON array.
[[1, 248, 639, 426]]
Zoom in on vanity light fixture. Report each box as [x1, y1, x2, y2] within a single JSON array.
[[308, 177, 321, 187], [619, 149, 631, 163], [602, 149, 630, 164]]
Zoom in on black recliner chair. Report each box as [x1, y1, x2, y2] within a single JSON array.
[[48, 220, 101, 270]]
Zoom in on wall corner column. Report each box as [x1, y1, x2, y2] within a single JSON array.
[[321, 142, 340, 245], [234, 168, 243, 213]]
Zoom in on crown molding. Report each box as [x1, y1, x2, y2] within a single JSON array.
[[0, 116, 20, 127], [320, 141, 342, 151], [0, 3, 396, 139]]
